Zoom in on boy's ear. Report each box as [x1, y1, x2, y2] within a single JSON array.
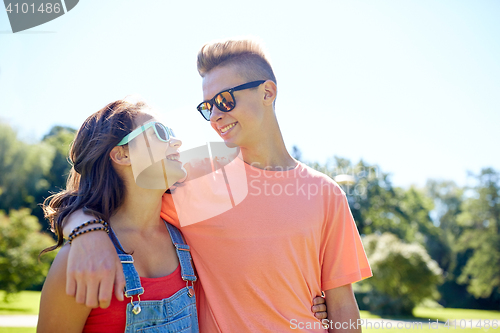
[[110, 146, 131, 166], [262, 80, 277, 106]]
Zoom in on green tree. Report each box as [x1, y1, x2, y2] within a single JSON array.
[[456, 168, 500, 300], [0, 122, 75, 231], [41, 125, 76, 193], [426, 180, 464, 269], [426, 180, 472, 308], [359, 233, 443, 315], [36, 126, 75, 231], [0, 122, 55, 213], [0, 209, 56, 298]]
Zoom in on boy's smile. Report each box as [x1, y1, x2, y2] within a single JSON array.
[[218, 122, 238, 135], [202, 66, 264, 149]]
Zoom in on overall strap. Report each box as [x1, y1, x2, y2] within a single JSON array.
[[119, 254, 144, 297], [108, 227, 144, 297], [108, 226, 127, 254], [164, 222, 197, 283]]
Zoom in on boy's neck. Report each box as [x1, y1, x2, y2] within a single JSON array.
[[239, 128, 297, 171]]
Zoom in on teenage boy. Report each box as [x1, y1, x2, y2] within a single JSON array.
[[63, 38, 371, 332]]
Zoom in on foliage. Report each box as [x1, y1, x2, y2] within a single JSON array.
[[0, 209, 56, 298], [0, 122, 75, 232], [456, 169, 500, 299], [37, 125, 76, 231], [0, 123, 54, 212], [426, 180, 463, 270], [41, 125, 76, 193], [426, 171, 500, 309], [360, 233, 443, 315]]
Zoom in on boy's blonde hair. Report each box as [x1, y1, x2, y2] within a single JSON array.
[[197, 38, 277, 84]]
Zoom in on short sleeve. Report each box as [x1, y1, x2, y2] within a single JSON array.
[[320, 190, 372, 291]]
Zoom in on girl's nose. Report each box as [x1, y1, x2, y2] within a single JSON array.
[[169, 137, 182, 148]]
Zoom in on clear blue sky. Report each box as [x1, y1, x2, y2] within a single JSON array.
[[1, 0, 499, 188]]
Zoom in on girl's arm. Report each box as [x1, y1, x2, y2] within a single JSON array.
[[37, 245, 93, 333]]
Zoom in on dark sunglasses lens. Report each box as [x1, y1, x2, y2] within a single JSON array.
[[198, 102, 212, 120], [155, 123, 169, 141], [214, 91, 235, 111]]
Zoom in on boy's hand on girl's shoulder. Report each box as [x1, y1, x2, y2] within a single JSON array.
[[66, 230, 125, 309]]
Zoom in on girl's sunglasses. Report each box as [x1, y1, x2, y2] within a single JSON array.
[[117, 121, 175, 146], [196, 80, 266, 121]]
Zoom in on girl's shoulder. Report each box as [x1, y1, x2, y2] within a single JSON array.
[[48, 244, 71, 278], [38, 245, 92, 332], [40, 244, 72, 302]]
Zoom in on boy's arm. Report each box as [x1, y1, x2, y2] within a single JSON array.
[[63, 210, 125, 308], [37, 245, 92, 332], [324, 284, 361, 333]]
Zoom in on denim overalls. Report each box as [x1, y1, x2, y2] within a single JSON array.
[[109, 221, 199, 333]]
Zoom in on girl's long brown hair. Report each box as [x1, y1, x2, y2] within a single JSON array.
[[41, 100, 150, 255]]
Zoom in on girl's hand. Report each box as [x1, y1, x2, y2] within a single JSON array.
[[312, 295, 327, 320]]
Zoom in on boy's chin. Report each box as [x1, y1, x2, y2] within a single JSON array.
[[223, 140, 239, 148]]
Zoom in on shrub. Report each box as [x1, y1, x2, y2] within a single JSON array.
[[0, 209, 55, 299], [360, 233, 443, 315]]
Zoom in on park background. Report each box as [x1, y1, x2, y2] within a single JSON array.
[[0, 0, 499, 331]]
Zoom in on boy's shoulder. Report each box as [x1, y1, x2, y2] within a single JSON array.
[[297, 162, 345, 195]]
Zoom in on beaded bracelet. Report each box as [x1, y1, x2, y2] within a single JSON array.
[[67, 219, 109, 243], [68, 219, 108, 240], [68, 226, 109, 245]]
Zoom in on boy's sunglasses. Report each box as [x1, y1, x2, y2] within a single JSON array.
[[196, 80, 266, 121], [117, 121, 175, 146]]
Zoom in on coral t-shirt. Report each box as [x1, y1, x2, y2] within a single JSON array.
[[161, 160, 372, 332]]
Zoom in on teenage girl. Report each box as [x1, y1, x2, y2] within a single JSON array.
[[38, 100, 198, 332]]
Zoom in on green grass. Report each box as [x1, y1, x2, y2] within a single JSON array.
[[359, 307, 500, 332], [359, 310, 382, 319], [414, 307, 500, 321], [0, 291, 40, 315], [0, 328, 36, 333]]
